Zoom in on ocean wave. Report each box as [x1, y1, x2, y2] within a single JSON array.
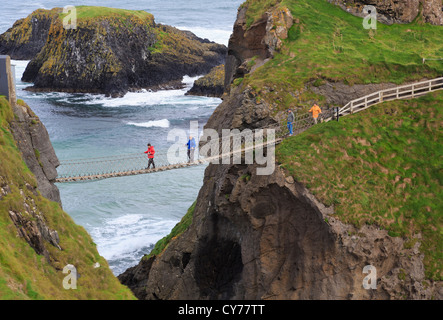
[[175, 25, 232, 45], [82, 76, 223, 108], [82, 75, 201, 107], [89, 214, 178, 263], [126, 119, 170, 128]]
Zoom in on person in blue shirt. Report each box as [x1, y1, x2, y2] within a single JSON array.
[[287, 109, 295, 136], [186, 136, 196, 162]]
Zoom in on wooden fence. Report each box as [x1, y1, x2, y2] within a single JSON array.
[[339, 77, 443, 116]]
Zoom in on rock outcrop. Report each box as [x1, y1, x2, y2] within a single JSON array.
[[328, 0, 443, 25], [186, 64, 225, 98], [0, 8, 60, 60], [7, 193, 61, 263], [9, 99, 61, 206], [1, 7, 227, 97], [224, 5, 293, 91]]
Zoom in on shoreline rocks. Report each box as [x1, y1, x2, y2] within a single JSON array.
[[186, 64, 225, 98]]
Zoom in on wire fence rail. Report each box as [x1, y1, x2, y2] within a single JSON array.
[[55, 77, 443, 183]]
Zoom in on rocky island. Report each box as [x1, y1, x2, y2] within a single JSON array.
[[0, 6, 227, 97]]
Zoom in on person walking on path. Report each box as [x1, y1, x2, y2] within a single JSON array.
[[186, 136, 196, 162], [309, 103, 322, 124], [145, 143, 155, 169], [287, 108, 295, 136]]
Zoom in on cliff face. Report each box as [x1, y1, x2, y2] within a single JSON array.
[[119, 1, 442, 300], [0, 97, 134, 299], [186, 64, 225, 98], [1, 7, 227, 97], [2, 98, 62, 262], [224, 5, 293, 91], [121, 162, 440, 299], [9, 99, 61, 206], [0, 8, 60, 60], [328, 0, 443, 25]]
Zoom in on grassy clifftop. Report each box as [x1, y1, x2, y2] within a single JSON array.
[[0, 97, 135, 299], [241, 0, 443, 280], [59, 6, 154, 22], [240, 0, 443, 112], [277, 91, 443, 281]]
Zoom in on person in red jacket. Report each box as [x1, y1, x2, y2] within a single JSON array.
[[144, 143, 155, 169]]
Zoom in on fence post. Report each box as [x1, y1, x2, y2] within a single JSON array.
[[0, 55, 17, 106], [350, 101, 353, 114]]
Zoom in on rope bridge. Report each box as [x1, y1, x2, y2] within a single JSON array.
[[55, 77, 443, 183], [56, 150, 194, 182], [55, 132, 283, 183]]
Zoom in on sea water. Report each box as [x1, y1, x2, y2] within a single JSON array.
[[3, 0, 243, 275]]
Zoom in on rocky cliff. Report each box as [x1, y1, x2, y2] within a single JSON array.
[[1, 7, 227, 97], [328, 0, 443, 25], [0, 8, 60, 60], [186, 64, 225, 97], [0, 96, 134, 299], [9, 99, 61, 206], [118, 0, 442, 300]]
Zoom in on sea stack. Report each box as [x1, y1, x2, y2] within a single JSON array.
[[0, 6, 227, 97]]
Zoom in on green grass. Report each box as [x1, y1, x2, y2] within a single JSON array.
[[242, 0, 281, 28], [59, 6, 154, 23], [241, 0, 443, 111], [0, 97, 136, 300], [144, 201, 196, 260], [193, 64, 225, 88], [276, 91, 443, 280]]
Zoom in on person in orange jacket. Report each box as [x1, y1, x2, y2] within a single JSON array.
[[144, 143, 155, 169], [309, 103, 322, 124]]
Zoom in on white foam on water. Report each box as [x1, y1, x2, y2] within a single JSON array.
[[11, 60, 32, 91], [11, 59, 30, 73], [83, 75, 201, 107], [89, 213, 177, 264], [175, 25, 232, 46], [82, 75, 222, 108], [11, 60, 221, 109], [126, 119, 170, 128]]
